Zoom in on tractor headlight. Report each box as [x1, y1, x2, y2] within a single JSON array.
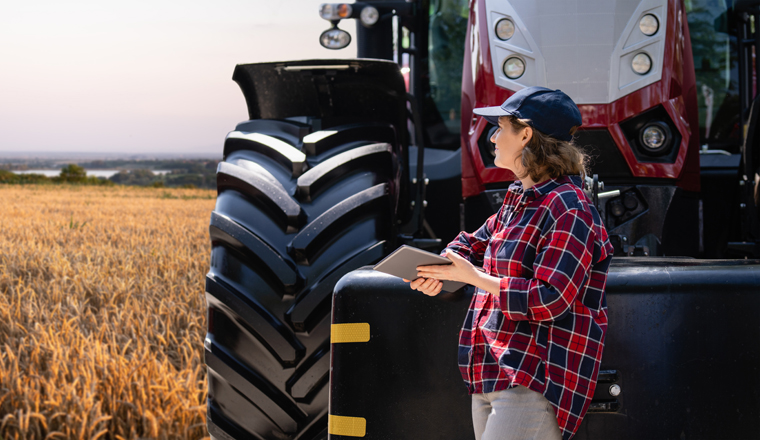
[[486, 126, 498, 157], [639, 14, 659, 36], [609, 199, 625, 217], [320, 3, 352, 20], [639, 121, 672, 153], [360, 6, 379, 26], [320, 28, 351, 50], [631, 53, 652, 75], [495, 18, 515, 40], [503, 57, 525, 79]]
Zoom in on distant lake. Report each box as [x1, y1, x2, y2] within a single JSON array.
[[13, 169, 172, 178]]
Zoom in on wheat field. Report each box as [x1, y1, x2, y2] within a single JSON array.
[[0, 185, 217, 439]]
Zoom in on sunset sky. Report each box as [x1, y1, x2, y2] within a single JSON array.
[[0, 0, 357, 157]]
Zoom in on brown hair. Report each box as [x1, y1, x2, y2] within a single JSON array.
[[503, 116, 587, 182]]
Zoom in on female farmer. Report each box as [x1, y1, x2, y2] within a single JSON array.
[[408, 87, 614, 440]]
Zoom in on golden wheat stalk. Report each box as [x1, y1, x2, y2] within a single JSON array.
[[0, 185, 215, 439]]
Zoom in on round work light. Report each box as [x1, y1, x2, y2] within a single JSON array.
[[495, 18, 515, 40], [639, 14, 659, 36], [503, 57, 525, 79], [320, 28, 351, 50], [639, 121, 672, 154], [631, 52, 652, 75], [360, 6, 379, 26], [623, 192, 639, 210], [609, 199, 625, 217]]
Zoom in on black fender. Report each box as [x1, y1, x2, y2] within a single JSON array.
[[329, 258, 760, 439]]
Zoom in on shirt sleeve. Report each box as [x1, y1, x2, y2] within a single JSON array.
[[499, 208, 596, 322], [442, 207, 502, 267]]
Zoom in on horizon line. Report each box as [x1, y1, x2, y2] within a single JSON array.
[[0, 150, 222, 160]]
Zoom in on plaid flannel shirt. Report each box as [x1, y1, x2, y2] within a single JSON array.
[[445, 175, 613, 440]]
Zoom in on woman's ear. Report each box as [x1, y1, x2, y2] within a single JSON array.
[[522, 126, 533, 146]]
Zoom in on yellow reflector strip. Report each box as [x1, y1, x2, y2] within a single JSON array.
[[328, 414, 366, 437], [331, 323, 370, 343]]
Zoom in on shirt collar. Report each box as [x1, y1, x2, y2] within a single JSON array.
[[507, 175, 583, 201]]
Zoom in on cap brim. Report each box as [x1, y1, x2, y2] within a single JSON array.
[[472, 106, 510, 126]]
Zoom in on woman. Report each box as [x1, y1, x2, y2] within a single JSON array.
[[408, 87, 614, 440]]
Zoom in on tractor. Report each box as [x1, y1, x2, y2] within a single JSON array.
[[204, 0, 760, 439]]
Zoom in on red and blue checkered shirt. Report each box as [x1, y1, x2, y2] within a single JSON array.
[[445, 175, 613, 440]]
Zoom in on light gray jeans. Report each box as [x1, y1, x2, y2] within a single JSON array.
[[472, 386, 562, 440]]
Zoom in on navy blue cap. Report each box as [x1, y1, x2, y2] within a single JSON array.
[[473, 87, 582, 141]]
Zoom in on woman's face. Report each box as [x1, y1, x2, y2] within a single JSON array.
[[491, 117, 532, 173]]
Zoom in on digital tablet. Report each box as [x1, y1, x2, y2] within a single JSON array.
[[373, 245, 467, 292]]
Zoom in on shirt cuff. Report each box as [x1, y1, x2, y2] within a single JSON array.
[[500, 276, 531, 321]]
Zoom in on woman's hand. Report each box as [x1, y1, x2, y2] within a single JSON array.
[[416, 250, 480, 285], [403, 277, 443, 296], [402, 251, 479, 297], [408, 250, 502, 296]]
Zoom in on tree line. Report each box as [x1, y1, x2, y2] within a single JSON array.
[[0, 161, 219, 189]]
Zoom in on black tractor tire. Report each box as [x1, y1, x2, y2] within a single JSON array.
[[205, 118, 400, 440]]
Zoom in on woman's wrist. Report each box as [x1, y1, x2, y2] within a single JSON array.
[[472, 270, 502, 296]]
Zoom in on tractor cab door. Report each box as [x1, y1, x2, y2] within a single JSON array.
[[690, 0, 760, 257], [741, 94, 760, 252]]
